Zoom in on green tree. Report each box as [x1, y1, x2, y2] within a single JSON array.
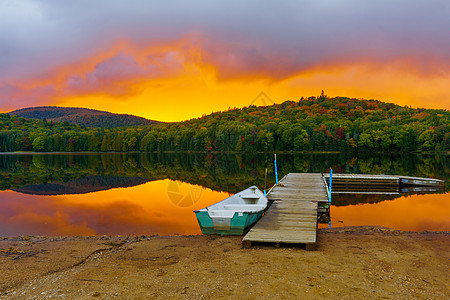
[[418, 130, 436, 151], [32, 135, 46, 152]]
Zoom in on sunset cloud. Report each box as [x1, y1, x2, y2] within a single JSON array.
[[0, 83, 56, 110], [64, 50, 186, 96], [1, 0, 449, 120]]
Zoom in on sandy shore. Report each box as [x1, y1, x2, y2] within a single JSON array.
[[1, 227, 448, 299]]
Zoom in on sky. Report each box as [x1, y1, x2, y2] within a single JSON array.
[[0, 0, 449, 122]]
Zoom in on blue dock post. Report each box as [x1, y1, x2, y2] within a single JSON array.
[[329, 168, 333, 203], [328, 168, 333, 228], [264, 168, 268, 196], [274, 154, 279, 184]]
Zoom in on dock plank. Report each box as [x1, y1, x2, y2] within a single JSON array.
[[243, 173, 326, 249], [242, 172, 444, 249]]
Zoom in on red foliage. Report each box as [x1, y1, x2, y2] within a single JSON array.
[[335, 127, 345, 139]]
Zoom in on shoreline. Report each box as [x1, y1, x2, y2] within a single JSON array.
[[1, 225, 449, 239], [1, 150, 449, 155], [1, 226, 448, 298]]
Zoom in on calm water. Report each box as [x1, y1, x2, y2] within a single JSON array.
[[0, 153, 448, 236]]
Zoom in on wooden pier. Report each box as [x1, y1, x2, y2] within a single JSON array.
[[242, 173, 328, 250], [242, 172, 444, 249], [323, 173, 444, 188]]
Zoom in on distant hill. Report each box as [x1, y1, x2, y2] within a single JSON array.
[[8, 106, 160, 128]]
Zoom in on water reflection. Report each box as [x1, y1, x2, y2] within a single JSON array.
[[12, 176, 151, 195], [0, 152, 448, 235], [1, 152, 448, 194], [324, 193, 450, 231], [0, 180, 229, 237]]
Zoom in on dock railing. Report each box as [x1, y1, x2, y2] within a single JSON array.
[[322, 170, 333, 203], [266, 174, 287, 197], [328, 169, 333, 203], [322, 169, 333, 228]]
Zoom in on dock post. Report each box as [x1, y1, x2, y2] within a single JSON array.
[[328, 168, 333, 203], [329, 168, 333, 229], [264, 167, 268, 196], [274, 154, 278, 184]]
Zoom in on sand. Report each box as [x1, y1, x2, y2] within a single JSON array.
[[1, 227, 448, 299]]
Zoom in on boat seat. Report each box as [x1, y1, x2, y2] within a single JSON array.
[[240, 195, 260, 199], [223, 204, 265, 211], [207, 210, 236, 218]]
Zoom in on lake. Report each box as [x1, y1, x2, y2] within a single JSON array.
[[0, 152, 448, 236]]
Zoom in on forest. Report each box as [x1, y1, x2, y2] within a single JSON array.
[[1, 95, 449, 153]]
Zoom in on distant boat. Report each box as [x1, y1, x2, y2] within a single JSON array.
[[194, 186, 268, 235]]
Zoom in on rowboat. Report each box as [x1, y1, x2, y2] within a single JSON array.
[[194, 186, 268, 235]]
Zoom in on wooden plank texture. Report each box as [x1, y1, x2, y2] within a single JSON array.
[[243, 172, 444, 249], [243, 173, 328, 248]]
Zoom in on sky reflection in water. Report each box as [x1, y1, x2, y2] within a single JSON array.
[[0, 179, 229, 237], [0, 179, 448, 236], [323, 193, 450, 231], [0, 152, 448, 236]]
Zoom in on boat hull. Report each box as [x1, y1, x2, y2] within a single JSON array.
[[195, 210, 264, 235]]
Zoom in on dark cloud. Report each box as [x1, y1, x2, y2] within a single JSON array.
[[0, 1, 449, 90], [66, 52, 146, 92], [63, 50, 184, 96]]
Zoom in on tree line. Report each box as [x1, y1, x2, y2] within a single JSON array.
[[1, 95, 449, 153]]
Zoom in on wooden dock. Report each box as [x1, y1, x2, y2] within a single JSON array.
[[242, 172, 444, 249], [325, 174, 400, 187], [324, 173, 444, 188], [397, 175, 444, 187], [242, 173, 328, 250]]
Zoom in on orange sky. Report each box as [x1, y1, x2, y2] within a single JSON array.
[[1, 2, 449, 121], [3, 39, 449, 122]]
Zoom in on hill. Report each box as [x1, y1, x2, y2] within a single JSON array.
[[143, 95, 449, 153], [8, 106, 160, 128]]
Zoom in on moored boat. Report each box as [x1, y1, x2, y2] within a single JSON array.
[[194, 186, 268, 235]]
